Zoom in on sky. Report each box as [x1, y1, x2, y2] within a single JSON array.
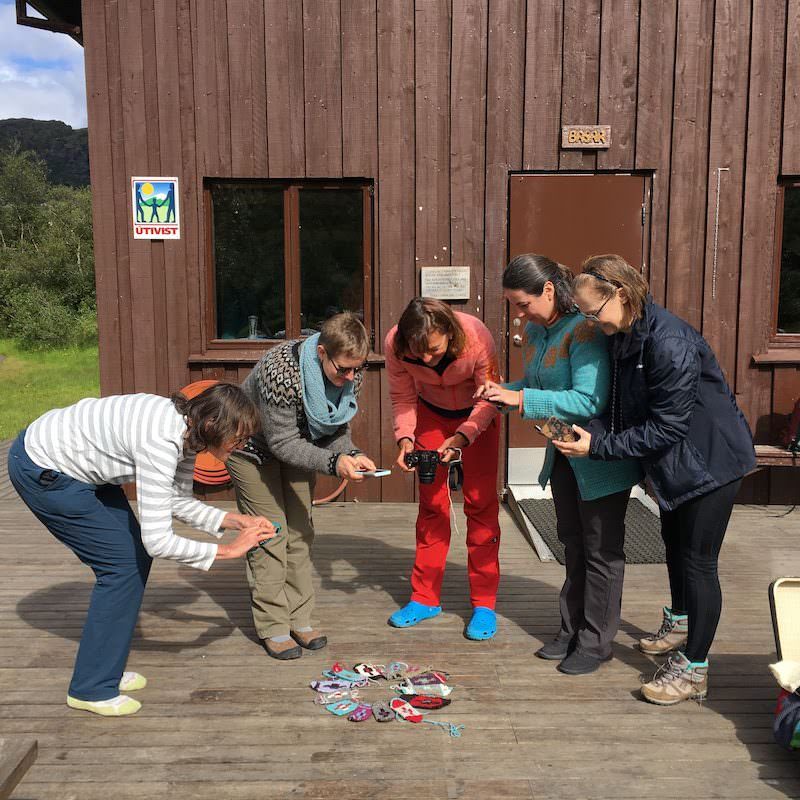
[[1, 0, 87, 128]]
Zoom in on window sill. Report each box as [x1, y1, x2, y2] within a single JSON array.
[[752, 348, 800, 365], [188, 351, 386, 366]]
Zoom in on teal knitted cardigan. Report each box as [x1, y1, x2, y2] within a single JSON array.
[[505, 313, 642, 501]]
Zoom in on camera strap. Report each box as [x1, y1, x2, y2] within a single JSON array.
[[444, 447, 463, 492]]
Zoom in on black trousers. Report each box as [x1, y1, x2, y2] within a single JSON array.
[[550, 452, 631, 659], [660, 478, 741, 663]]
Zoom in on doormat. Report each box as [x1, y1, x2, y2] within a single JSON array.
[[517, 497, 665, 564]]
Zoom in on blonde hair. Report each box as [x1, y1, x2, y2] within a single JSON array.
[[319, 312, 370, 360], [574, 254, 649, 321]]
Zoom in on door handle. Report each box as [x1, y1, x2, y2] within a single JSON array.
[[512, 334, 523, 347]]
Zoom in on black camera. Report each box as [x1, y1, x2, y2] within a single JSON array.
[[404, 450, 442, 484]]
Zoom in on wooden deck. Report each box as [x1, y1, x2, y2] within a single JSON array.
[[1, 494, 799, 799]]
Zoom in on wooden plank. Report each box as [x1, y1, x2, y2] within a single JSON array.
[[559, 0, 601, 171], [265, 0, 305, 177], [414, 0, 452, 294], [303, 0, 344, 178], [104, 0, 136, 394], [597, 0, 639, 171], [117, 0, 158, 394], [700, 0, 751, 384], [341, 0, 378, 178], [376, 0, 416, 502], [152, 0, 191, 394], [140, 0, 170, 397], [451, 0, 487, 319], [226, 0, 255, 176], [0, 737, 37, 800], [634, 0, 677, 304], [664, 0, 714, 330], [735, 0, 787, 460], [81, 0, 123, 396], [522, 0, 562, 170], [782, 0, 800, 173], [484, 0, 525, 491]]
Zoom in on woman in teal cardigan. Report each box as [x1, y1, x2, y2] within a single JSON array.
[[480, 254, 641, 675]]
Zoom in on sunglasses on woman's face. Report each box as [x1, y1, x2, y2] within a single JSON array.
[[573, 294, 613, 323], [325, 350, 366, 377]]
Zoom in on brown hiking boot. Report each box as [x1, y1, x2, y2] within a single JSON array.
[[638, 607, 688, 655], [640, 652, 708, 705], [290, 629, 328, 651], [262, 637, 302, 660]]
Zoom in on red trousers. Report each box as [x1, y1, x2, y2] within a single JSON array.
[[410, 401, 501, 609]]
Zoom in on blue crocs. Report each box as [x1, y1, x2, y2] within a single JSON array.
[[388, 601, 442, 628], [465, 606, 497, 640]]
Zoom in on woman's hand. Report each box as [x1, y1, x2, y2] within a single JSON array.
[[437, 432, 468, 463], [353, 453, 377, 472], [552, 424, 592, 458], [396, 438, 415, 472], [222, 512, 276, 532], [216, 525, 277, 560], [480, 381, 521, 409], [336, 454, 365, 482]]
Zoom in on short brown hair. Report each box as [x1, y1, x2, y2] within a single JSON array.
[[393, 297, 467, 359], [319, 312, 370, 360], [171, 383, 260, 453], [574, 254, 650, 321]]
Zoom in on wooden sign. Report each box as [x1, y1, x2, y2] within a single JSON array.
[[420, 266, 471, 300], [561, 125, 611, 149]]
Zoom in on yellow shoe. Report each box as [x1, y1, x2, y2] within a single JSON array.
[[67, 694, 142, 716], [119, 671, 147, 691]]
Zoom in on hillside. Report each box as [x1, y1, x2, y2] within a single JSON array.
[[0, 119, 88, 187]]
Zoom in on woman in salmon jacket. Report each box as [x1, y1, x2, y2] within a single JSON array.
[[384, 297, 502, 640]]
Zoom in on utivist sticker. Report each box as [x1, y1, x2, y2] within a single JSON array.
[[131, 177, 180, 239]]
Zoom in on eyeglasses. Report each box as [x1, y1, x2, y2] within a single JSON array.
[[573, 294, 614, 323], [573, 270, 620, 322], [326, 350, 367, 377]]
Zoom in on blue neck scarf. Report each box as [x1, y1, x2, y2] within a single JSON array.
[[299, 333, 359, 440]]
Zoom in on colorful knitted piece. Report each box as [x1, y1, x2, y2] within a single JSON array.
[[407, 695, 451, 710], [371, 701, 395, 722], [326, 699, 358, 716], [348, 703, 373, 722], [390, 697, 423, 723]]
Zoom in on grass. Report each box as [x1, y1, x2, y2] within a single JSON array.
[[0, 338, 99, 440]]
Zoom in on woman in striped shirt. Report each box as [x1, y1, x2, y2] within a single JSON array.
[[7, 384, 277, 717]]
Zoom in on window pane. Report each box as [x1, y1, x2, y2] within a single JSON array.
[[211, 185, 285, 339], [299, 188, 364, 333], [778, 187, 800, 334]]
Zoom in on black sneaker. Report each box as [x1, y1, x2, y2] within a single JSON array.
[[535, 635, 573, 661], [556, 650, 612, 675]]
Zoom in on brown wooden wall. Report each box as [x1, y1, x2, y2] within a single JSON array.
[[81, 0, 800, 503]]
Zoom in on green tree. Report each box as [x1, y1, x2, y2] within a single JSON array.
[[0, 145, 96, 349]]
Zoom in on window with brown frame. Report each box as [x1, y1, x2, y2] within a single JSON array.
[[775, 182, 800, 337], [205, 180, 373, 345]]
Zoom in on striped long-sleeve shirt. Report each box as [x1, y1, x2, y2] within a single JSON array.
[[24, 394, 227, 570]]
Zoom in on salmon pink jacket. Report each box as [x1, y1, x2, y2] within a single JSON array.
[[384, 312, 500, 445]]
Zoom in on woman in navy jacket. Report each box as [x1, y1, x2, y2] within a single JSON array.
[[556, 254, 756, 706]]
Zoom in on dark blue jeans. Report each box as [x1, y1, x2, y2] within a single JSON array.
[[8, 433, 152, 701]]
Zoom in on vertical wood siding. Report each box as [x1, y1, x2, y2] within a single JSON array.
[[83, 0, 797, 503]]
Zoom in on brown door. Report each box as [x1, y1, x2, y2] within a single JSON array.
[[506, 173, 650, 456]]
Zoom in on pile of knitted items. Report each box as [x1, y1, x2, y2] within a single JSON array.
[[309, 660, 462, 734]]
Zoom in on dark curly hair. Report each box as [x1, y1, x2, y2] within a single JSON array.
[[171, 383, 260, 454]]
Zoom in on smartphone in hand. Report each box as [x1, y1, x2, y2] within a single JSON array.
[[535, 416, 578, 443], [355, 469, 392, 478]]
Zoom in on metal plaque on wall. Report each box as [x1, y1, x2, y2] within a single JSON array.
[[420, 266, 471, 300]]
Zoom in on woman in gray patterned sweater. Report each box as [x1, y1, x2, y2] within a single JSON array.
[[228, 312, 378, 659]]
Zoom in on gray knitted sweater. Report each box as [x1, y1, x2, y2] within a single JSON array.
[[240, 340, 362, 476]]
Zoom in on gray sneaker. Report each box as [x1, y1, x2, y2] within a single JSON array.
[[638, 607, 688, 655], [640, 652, 708, 705]]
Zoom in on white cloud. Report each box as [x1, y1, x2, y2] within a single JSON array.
[[0, 2, 87, 127]]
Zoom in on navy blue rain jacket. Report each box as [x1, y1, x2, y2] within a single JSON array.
[[587, 298, 756, 511]]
